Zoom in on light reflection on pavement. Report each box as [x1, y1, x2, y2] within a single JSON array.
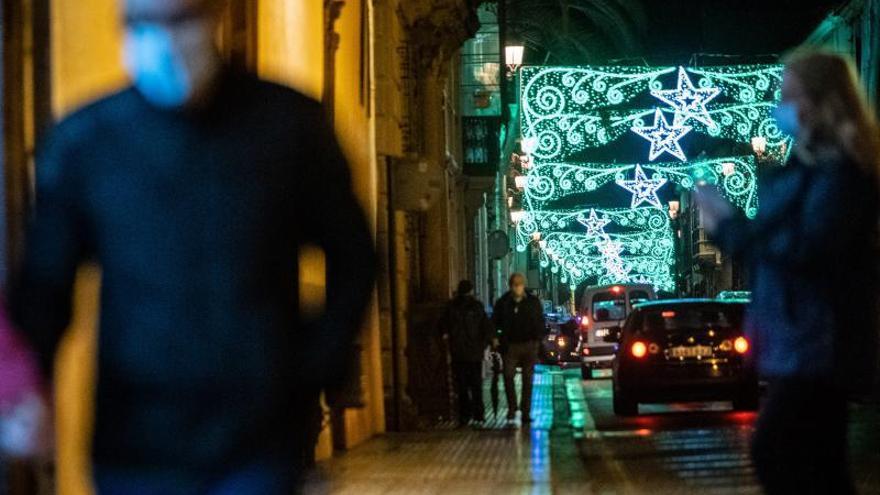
[[303, 366, 880, 494]]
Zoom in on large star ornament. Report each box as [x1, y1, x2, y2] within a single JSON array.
[[631, 109, 692, 162], [616, 165, 668, 209], [651, 67, 722, 129], [577, 209, 611, 238]]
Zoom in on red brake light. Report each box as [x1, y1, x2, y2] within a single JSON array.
[[631, 341, 648, 359], [582, 347, 591, 356], [611, 286, 622, 293], [580, 316, 590, 328], [661, 311, 676, 318], [734, 337, 749, 354]]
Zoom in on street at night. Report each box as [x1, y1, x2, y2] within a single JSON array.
[[3, 1, 880, 495]]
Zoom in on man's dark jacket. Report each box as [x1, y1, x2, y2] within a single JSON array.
[[439, 295, 493, 363], [10, 70, 376, 473], [492, 292, 546, 346]]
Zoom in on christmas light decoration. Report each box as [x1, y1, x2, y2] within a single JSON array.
[[516, 207, 676, 291], [630, 109, 692, 161], [522, 156, 759, 217], [577, 209, 611, 237], [520, 64, 789, 160], [651, 67, 722, 129], [616, 165, 669, 208], [517, 63, 783, 291]]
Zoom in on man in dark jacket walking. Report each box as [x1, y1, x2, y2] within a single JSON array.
[[439, 280, 494, 426], [9, 0, 376, 492], [493, 273, 545, 424]]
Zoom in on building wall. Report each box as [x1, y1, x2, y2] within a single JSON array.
[[50, 1, 125, 494], [805, 0, 880, 109]]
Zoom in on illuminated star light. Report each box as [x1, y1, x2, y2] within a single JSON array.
[[651, 67, 722, 129], [577, 209, 611, 238], [631, 109, 692, 162], [595, 238, 631, 281], [616, 165, 668, 209]]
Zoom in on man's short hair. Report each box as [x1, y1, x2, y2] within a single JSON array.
[[509, 273, 526, 287], [457, 280, 474, 295]]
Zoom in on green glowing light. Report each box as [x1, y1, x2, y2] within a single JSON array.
[[517, 63, 780, 291], [523, 156, 758, 217], [520, 64, 789, 160]]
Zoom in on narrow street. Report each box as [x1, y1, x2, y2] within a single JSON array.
[[305, 367, 880, 494], [4, 2, 880, 494]]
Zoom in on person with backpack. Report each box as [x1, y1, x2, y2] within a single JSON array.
[[439, 280, 494, 426]]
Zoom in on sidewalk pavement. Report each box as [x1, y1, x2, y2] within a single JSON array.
[[302, 366, 588, 495]]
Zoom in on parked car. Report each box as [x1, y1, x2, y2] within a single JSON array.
[[577, 284, 656, 379], [541, 315, 581, 366], [611, 299, 759, 416]]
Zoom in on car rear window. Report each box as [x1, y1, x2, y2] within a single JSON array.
[[592, 292, 627, 321], [636, 304, 744, 335]]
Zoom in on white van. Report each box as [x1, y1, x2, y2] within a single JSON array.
[[577, 283, 656, 379]]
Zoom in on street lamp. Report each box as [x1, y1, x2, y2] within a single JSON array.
[[751, 136, 767, 156], [668, 200, 680, 220], [510, 209, 526, 224], [505, 45, 525, 78], [510, 208, 525, 223], [721, 162, 736, 177], [521, 136, 538, 156]]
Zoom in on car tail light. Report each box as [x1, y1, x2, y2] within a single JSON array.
[[631, 341, 648, 359], [734, 336, 749, 354], [579, 316, 590, 329], [648, 343, 660, 355], [582, 347, 590, 356]]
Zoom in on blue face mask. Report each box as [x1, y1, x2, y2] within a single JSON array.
[[123, 22, 218, 109], [772, 102, 800, 137]]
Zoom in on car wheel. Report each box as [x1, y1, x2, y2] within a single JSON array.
[[581, 364, 593, 380], [732, 390, 760, 411], [613, 390, 638, 416]]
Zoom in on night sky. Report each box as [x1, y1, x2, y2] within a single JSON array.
[[638, 0, 843, 63]]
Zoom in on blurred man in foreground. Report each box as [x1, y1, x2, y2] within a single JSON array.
[[493, 274, 545, 425], [10, 0, 376, 493]]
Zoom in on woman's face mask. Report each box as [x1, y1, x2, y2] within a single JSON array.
[[773, 102, 800, 137], [123, 20, 219, 109]]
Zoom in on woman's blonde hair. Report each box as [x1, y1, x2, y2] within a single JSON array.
[[784, 49, 880, 177]]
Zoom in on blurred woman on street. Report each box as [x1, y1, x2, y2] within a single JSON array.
[[697, 49, 880, 495]]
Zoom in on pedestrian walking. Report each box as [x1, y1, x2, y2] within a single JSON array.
[[8, 0, 376, 493], [493, 274, 546, 424], [439, 281, 494, 426], [696, 49, 880, 495]]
